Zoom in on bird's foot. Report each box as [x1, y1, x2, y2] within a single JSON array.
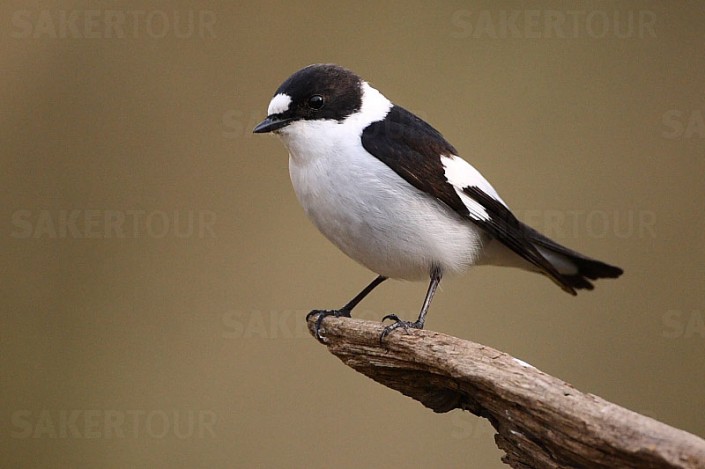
[[306, 309, 351, 343], [379, 314, 424, 344]]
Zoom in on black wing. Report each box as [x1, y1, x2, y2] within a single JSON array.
[[361, 105, 579, 294], [361, 105, 467, 215]]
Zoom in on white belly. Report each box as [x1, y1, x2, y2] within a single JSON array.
[[286, 132, 487, 280]]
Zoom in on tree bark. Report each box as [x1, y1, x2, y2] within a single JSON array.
[[307, 315, 705, 469]]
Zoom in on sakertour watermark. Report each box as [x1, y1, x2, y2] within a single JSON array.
[[9, 409, 217, 439], [222, 309, 312, 340], [662, 310, 705, 340], [512, 209, 656, 240], [661, 110, 705, 139], [450, 9, 657, 39], [222, 109, 267, 139], [221, 309, 415, 340], [9, 9, 216, 39], [9, 209, 217, 239]]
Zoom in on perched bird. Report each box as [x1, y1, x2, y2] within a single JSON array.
[[254, 64, 623, 342]]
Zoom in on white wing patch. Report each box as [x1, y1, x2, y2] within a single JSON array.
[[267, 93, 292, 116], [441, 155, 508, 222]]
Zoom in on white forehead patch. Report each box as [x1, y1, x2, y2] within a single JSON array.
[[267, 93, 292, 116]]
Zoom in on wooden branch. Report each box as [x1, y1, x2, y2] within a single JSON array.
[[307, 315, 705, 469]]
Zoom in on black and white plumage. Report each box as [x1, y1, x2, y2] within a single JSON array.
[[254, 64, 623, 341]]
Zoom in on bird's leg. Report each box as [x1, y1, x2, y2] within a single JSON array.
[[307, 275, 387, 342], [380, 267, 442, 343]]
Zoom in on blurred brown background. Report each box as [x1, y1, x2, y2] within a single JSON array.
[[1, 1, 703, 468]]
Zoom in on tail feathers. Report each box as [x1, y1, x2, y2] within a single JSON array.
[[526, 225, 624, 293]]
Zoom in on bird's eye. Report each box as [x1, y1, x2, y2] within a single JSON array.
[[307, 94, 325, 110]]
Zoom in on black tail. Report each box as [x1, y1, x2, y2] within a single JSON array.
[[524, 225, 624, 293]]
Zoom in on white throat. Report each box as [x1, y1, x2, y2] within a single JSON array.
[[275, 82, 392, 164]]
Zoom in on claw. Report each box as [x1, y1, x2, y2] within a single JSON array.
[[379, 315, 424, 344], [307, 309, 350, 343], [381, 313, 401, 322]]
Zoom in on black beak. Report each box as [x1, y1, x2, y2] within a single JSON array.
[[253, 115, 294, 133]]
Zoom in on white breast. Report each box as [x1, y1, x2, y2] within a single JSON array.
[[276, 85, 487, 280]]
